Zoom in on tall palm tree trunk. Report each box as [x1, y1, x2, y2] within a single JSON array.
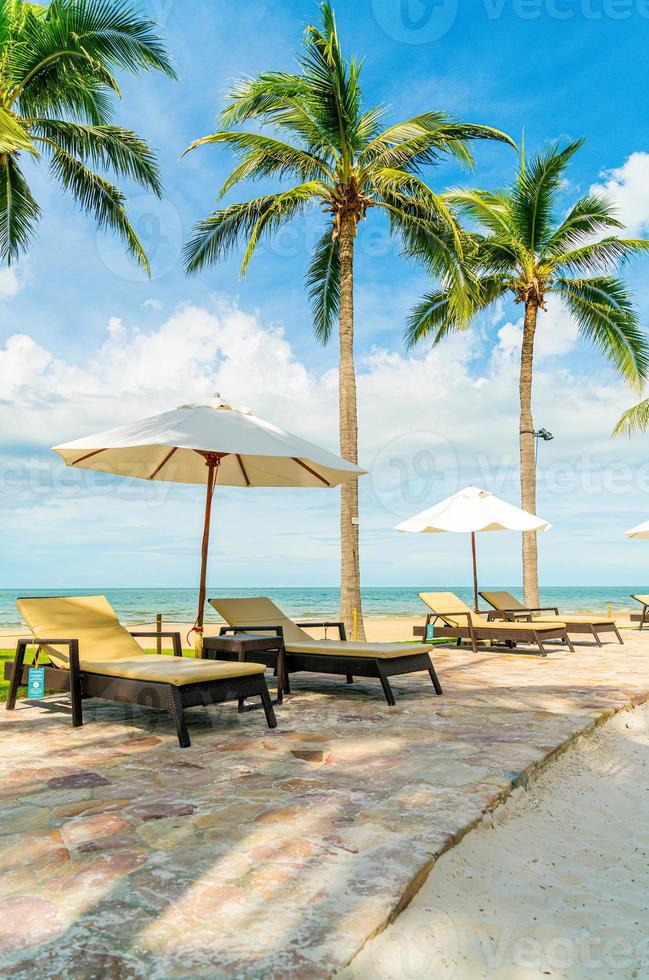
[[519, 299, 539, 607], [338, 215, 365, 639]]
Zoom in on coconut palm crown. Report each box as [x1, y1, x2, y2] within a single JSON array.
[[0, 0, 176, 272], [406, 140, 649, 605], [182, 1, 514, 635]]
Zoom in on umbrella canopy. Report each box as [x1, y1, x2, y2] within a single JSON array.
[[626, 519, 649, 539], [395, 486, 550, 610], [53, 394, 365, 650], [53, 395, 363, 488]]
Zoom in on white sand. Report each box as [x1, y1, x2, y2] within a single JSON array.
[[1, 612, 634, 651], [342, 700, 649, 979], [0, 616, 424, 648]]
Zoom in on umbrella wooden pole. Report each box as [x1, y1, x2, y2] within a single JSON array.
[[471, 531, 479, 613], [195, 454, 221, 657]]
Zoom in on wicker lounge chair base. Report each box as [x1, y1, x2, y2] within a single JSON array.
[[283, 648, 441, 705], [210, 598, 443, 705], [631, 595, 649, 630], [479, 591, 623, 645], [417, 592, 575, 657], [5, 644, 277, 748], [427, 624, 571, 657], [6, 596, 277, 747]]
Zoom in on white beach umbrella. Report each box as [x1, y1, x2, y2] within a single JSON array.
[[625, 519, 649, 539], [395, 485, 551, 611], [53, 394, 365, 651]]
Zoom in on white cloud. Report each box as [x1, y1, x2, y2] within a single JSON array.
[[591, 152, 649, 236], [0, 296, 635, 463], [0, 262, 29, 299], [2, 297, 648, 588], [142, 298, 163, 311], [492, 298, 580, 364]]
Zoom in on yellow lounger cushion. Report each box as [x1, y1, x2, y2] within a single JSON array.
[[16, 595, 270, 681], [418, 592, 565, 632], [209, 596, 311, 644], [210, 596, 434, 657], [467, 620, 566, 633], [479, 590, 522, 610], [632, 594, 649, 604], [81, 655, 266, 686], [480, 591, 614, 625], [284, 640, 433, 659], [18, 595, 146, 667], [529, 614, 612, 625]]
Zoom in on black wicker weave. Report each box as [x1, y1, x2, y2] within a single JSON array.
[[5, 633, 277, 747], [215, 620, 443, 705]]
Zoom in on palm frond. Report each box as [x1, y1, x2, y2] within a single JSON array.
[[182, 131, 332, 191], [475, 234, 527, 274], [405, 289, 459, 348], [220, 75, 339, 160], [10, 0, 176, 98], [362, 115, 514, 173], [33, 119, 161, 193], [554, 237, 649, 275], [0, 104, 37, 153], [355, 104, 386, 144], [307, 228, 339, 345], [49, 144, 150, 273], [184, 184, 324, 276], [405, 272, 507, 349], [510, 139, 583, 251], [556, 275, 649, 389], [239, 180, 326, 273], [301, 2, 362, 162], [613, 398, 649, 436], [220, 71, 309, 125], [545, 194, 622, 254], [0, 153, 41, 263], [444, 187, 513, 237], [372, 167, 461, 251]]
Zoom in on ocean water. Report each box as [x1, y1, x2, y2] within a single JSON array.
[[0, 586, 644, 628]]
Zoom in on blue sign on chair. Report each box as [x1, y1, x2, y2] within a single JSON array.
[[425, 623, 435, 642], [28, 667, 45, 699]]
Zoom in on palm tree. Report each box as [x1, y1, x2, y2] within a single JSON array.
[[0, 0, 175, 272], [182, 1, 513, 637], [615, 399, 649, 435], [406, 140, 649, 606]]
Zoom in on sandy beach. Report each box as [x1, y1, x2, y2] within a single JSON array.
[[343, 699, 649, 979], [0, 612, 635, 651], [0, 615, 426, 649]]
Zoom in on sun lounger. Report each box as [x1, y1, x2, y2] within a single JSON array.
[[209, 596, 442, 705], [479, 591, 623, 646], [630, 594, 649, 629], [5, 596, 276, 746], [417, 592, 574, 657]]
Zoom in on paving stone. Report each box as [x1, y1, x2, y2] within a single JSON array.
[[1, 633, 648, 976], [47, 771, 110, 790], [129, 800, 196, 821]]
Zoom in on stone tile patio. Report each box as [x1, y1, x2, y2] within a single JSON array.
[[1, 632, 648, 978]]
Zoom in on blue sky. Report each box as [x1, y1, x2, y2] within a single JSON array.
[[3, 0, 649, 592]]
